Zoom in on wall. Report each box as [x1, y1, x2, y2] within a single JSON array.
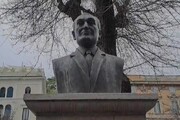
[[128, 75, 180, 120], [0, 66, 46, 120]]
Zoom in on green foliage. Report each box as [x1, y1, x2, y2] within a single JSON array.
[[46, 77, 57, 94]]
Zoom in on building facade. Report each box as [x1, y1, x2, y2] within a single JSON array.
[[128, 75, 180, 120], [0, 66, 46, 120]]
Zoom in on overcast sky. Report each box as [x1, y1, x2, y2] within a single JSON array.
[[0, 28, 54, 78], [0, 0, 180, 78], [1, 26, 180, 78]]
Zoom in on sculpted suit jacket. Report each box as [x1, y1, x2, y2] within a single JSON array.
[[52, 48, 125, 93]]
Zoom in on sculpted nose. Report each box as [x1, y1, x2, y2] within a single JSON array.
[[83, 22, 89, 28]]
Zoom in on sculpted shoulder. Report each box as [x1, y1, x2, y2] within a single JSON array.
[[105, 54, 124, 66], [52, 55, 72, 68]]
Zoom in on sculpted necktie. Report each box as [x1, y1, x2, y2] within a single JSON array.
[[85, 50, 93, 76]]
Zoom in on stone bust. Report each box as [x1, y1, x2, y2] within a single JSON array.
[[52, 13, 130, 93]]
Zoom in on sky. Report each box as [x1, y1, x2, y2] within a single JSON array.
[[0, 29, 54, 78], [1, 26, 180, 78], [0, 1, 180, 78]]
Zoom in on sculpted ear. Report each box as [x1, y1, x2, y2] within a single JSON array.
[[98, 30, 102, 40], [72, 31, 76, 40]]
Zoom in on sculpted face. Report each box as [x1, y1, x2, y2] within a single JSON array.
[[72, 14, 101, 49]]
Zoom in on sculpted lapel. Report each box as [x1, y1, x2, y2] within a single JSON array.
[[90, 49, 105, 92], [71, 49, 90, 84], [70, 49, 105, 92]]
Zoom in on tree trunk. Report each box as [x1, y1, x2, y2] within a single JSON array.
[[96, 0, 117, 56], [57, 0, 117, 56]]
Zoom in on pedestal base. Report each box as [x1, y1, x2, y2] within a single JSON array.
[[24, 93, 158, 120]]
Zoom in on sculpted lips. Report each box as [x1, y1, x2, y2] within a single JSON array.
[[79, 28, 93, 35]]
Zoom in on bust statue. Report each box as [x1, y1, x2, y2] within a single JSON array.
[[52, 13, 130, 93]]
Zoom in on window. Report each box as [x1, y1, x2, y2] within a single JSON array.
[[171, 100, 179, 114], [4, 105, 11, 119], [25, 87, 31, 94], [154, 101, 161, 114], [0, 87, 6, 97], [169, 87, 176, 95], [0, 105, 3, 118], [131, 86, 136, 93], [22, 108, 29, 120], [7, 87, 13, 98], [152, 86, 158, 93]]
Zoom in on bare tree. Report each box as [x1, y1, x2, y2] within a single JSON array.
[[0, 0, 180, 73]]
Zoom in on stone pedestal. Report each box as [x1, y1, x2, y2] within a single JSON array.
[[24, 93, 157, 120]]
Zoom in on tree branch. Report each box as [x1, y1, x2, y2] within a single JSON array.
[[57, 0, 81, 21]]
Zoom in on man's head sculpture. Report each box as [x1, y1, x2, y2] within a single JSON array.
[[72, 13, 101, 49]]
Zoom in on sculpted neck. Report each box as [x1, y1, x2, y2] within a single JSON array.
[[78, 46, 98, 55]]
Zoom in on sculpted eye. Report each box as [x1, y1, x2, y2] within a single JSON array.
[[77, 19, 84, 26], [87, 18, 95, 26]]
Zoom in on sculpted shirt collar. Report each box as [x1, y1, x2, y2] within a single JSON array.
[[77, 46, 98, 56], [70, 46, 105, 58]]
